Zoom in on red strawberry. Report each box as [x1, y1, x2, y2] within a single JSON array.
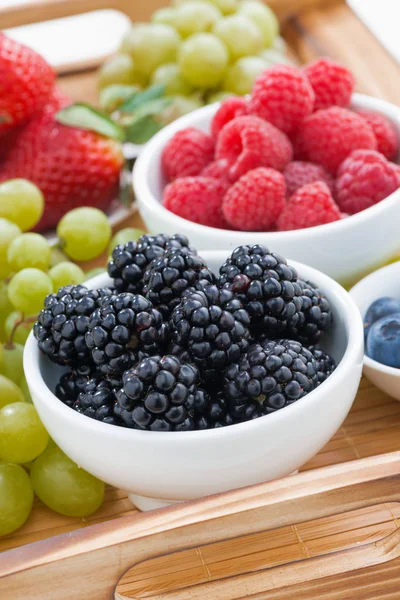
[[0, 92, 123, 230], [0, 33, 55, 135]]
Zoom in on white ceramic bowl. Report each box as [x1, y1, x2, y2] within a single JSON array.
[[349, 261, 400, 400], [133, 94, 400, 287], [24, 252, 364, 512]]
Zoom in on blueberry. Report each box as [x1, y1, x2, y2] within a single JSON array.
[[364, 297, 400, 341], [366, 312, 400, 368]]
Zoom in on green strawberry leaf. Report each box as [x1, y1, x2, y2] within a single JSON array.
[[56, 103, 125, 142], [119, 84, 166, 113], [99, 84, 141, 114], [126, 115, 164, 145]]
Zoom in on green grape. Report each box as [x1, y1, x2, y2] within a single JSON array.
[[5, 312, 34, 345], [99, 84, 140, 114], [0, 403, 49, 463], [151, 63, 193, 96], [0, 280, 13, 342], [174, 0, 238, 15], [0, 179, 44, 232], [238, 1, 279, 48], [272, 35, 286, 52], [259, 47, 292, 66], [213, 15, 264, 59], [8, 269, 53, 314], [84, 268, 106, 281], [49, 247, 70, 268], [175, 1, 221, 38], [7, 233, 51, 273], [206, 90, 236, 103], [223, 56, 267, 95], [179, 33, 229, 88], [0, 463, 34, 536], [152, 7, 178, 27], [0, 374, 24, 408], [0, 342, 24, 384], [57, 207, 112, 262], [159, 95, 203, 125], [121, 24, 180, 78], [19, 375, 33, 404], [31, 447, 105, 517], [108, 227, 145, 255], [0, 218, 21, 279], [49, 262, 85, 291], [98, 54, 147, 89]]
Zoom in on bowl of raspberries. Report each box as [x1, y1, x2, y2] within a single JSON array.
[[26, 233, 363, 511], [134, 58, 400, 286]]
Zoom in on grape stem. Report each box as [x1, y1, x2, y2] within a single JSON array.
[[5, 314, 37, 349]]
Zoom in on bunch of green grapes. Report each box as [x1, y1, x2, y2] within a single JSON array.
[[98, 0, 292, 118], [0, 180, 124, 537]]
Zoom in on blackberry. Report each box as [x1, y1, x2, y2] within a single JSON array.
[[108, 233, 193, 294], [308, 345, 336, 385], [55, 364, 100, 407], [295, 280, 333, 344], [143, 248, 215, 319], [218, 245, 303, 337], [170, 284, 251, 382], [195, 391, 235, 429], [224, 339, 318, 421], [114, 355, 208, 431], [74, 378, 122, 425], [34, 285, 113, 366], [85, 293, 166, 375]]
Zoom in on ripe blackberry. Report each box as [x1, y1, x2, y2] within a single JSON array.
[[224, 339, 318, 421], [74, 378, 122, 425], [34, 285, 113, 366], [114, 355, 208, 431], [195, 391, 235, 429], [108, 233, 193, 294], [308, 345, 336, 385], [143, 248, 215, 319], [295, 280, 333, 344], [55, 364, 99, 407], [218, 245, 303, 337], [170, 284, 251, 382], [85, 293, 166, 375]]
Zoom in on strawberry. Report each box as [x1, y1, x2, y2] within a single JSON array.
[[0, 33, 55, 135], [0, 91, 123, 230]]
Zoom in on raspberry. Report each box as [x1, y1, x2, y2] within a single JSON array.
[[210, 97, 249, 139], [162, 127, 214, 181], [356, 110, 398, 160], [200, 158, 232, 187], [283, 161, 334, 197], [277, 182, 341, 231], [303, 58, 354, 111], [222, 168, 286, 231], [298, 107, 377, 174], [249, 65, 314, 135], [215, 115, 292, 182], [335, 150, 400, 215], [163, 176, 230, 229]]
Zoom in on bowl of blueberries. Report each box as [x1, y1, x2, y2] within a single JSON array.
[[25, 234, 363, 511], [350, 261, 400, 400]]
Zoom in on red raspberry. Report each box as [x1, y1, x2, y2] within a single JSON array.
[[356, 110, 398, 160], [215, 115, 292, 182], [222, 168, 286, 231], [283, 161, 334, 197], [278, 182, 341, 231], [303, 58, 354, 111], [163, 176, 229, 229], [162, 127, 214, 181], [249, 65, 314, 135], [200, 159, 232, 188], [335, 150, 400, 215], [210, 97, 249, 139], [298, 107, 377, 174]]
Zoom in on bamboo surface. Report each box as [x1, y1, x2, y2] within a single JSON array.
[[1, 0, 400, 586]]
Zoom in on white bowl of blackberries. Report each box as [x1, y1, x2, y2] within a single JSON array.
[[350, 261, 400, 401], [25, 233, 363, 511]]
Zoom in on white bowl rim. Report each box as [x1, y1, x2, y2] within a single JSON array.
[[133, 93, 400, 240], [25, 257, 363, 441], [350, 260, 400, 378]]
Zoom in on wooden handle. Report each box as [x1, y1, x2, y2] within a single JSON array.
[[0, 0, 340, 29]]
